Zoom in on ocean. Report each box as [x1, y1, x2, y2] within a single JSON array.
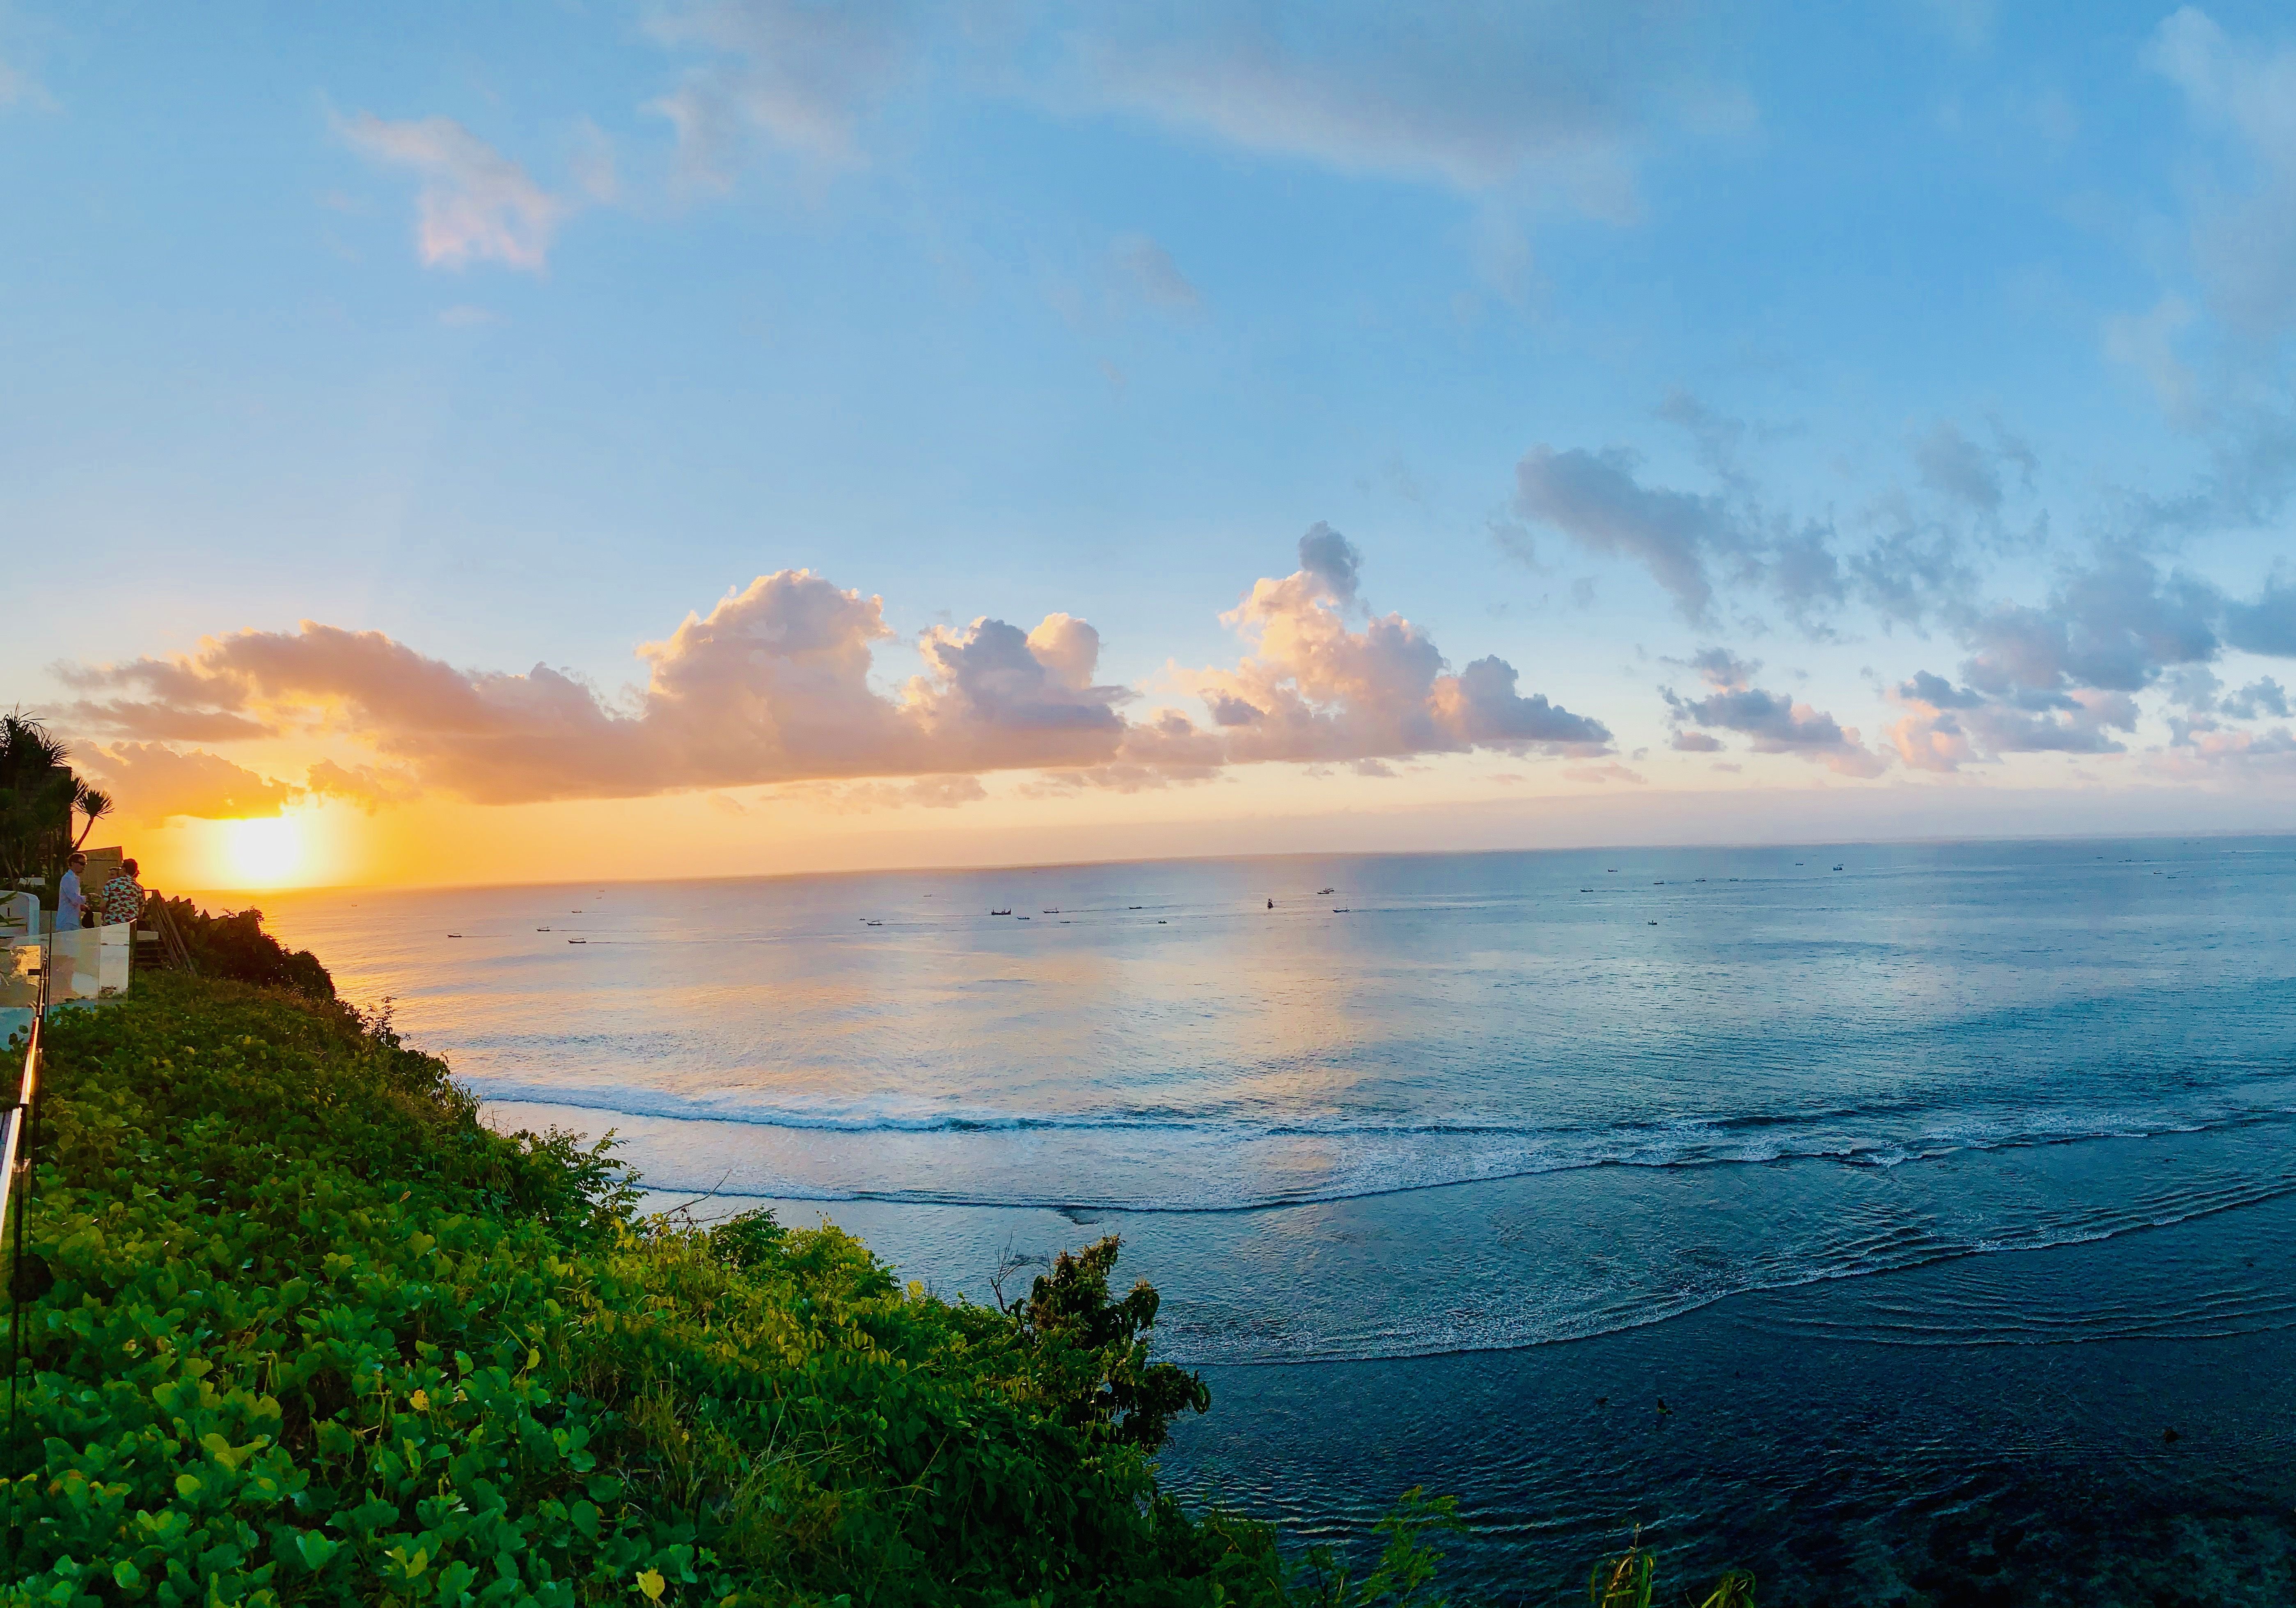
[[259, 837, 2296, 1602]]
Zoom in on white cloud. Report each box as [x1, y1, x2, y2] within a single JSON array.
[[340, 114, 573, 271]]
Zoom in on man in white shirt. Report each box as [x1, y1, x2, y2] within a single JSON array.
[[57, 852, 87, 930]]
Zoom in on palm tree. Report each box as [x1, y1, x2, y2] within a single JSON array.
[[0, 710, 85, 884], [73, 781, 115, 850]]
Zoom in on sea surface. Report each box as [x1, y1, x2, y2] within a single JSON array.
[[259, 838, 2296, 1603]]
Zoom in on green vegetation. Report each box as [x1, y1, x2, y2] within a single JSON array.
[[2, 974, 1474, 1606], [135, 898, 336, 1000], [0, 711, 113, 893], [1590, 1539, 1754, 1608]]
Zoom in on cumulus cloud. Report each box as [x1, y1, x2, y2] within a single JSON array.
[[87, 744, 301, 825], [1185, 528, 1611, 765], [2223, 571, 2296, 656], [341, 114, 575, 270], [2222, 676, 2290, 719], [1881, 552, 2225, 770], [1662, 648, 1888, 777], [58, 535, 1604, 809]]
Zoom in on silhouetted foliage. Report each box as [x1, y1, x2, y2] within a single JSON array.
[[143, 892, 336, 998], [0, 709, 109, 887]]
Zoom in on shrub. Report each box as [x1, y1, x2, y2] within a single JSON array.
[[140, 897, 335, 999]]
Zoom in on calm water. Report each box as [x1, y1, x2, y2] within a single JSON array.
[[260, 838, 2296, 1602]]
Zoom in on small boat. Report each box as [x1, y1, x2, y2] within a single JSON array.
[[1266, 898, 1274, 909], [1156, 919, 1167, 924], [991, 908, 1013, 916], [1832, 864, 1844, 871], [1647, 920, 1657, 926], [1128, 905, 1143, 910], [1317, 886, 1335, 895], [1042, 908, 1060, 914], [568, 938, 587, 944], [536, 927, 550, 932], [1333, 907, 1350, 913], [447, 932, 463, 938]]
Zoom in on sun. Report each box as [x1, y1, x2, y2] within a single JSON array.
[[221, 815, 307, 888]]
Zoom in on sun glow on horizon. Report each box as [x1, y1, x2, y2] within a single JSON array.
[[220, 814, 308, 889]]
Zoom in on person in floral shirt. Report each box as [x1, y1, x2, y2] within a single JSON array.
[[99, 857, 145, 925]]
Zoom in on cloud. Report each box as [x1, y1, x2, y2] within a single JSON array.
[[305, 760, 422, 813], [1111, 234, 1201, 311], [56, 696, 274, 743], [1513, 444, 1741, 620], [639, 0, 1739, 223], [1065, 0, 1733, 207], [59, 535, 1605, 807], [644, 0, 916, 180], [1662, 648, 1888, 778], [1186, 527, 1612, 765], [0, 53, 54, 110], [87, 744, 301, 825], [2222, 676, 2290, 719], [2223, 570, 2296, 656], [2144, 7, 2296, 337], [1882, 552, 2221, 770], [1911, 419, 2023, 512], [777, 774, 990, 813], [1519, 402, 2045, 632], [340, 114, 573, 270]]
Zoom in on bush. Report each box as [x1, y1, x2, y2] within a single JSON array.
[[141, 896, 335, 999], [0, 975, 1472, 1607]]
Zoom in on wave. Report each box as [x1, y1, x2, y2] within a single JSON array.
[[1160, 1172, 2296, 1364], [477, 1077, 2296, 1214]]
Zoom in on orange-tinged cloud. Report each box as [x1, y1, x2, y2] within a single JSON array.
[[88, 743, 301, 825], [59, 533, 1610, 813]]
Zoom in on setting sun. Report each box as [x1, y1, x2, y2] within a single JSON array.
[[220, 814, 306, 888]]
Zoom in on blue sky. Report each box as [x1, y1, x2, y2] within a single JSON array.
[[5, 1, 2296, 882]]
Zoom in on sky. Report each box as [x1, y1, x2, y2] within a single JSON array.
[[5, 0, 2296, 890]]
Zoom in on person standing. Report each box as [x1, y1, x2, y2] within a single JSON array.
[[57, 851, 87, 930], [100, 857, 144, 925]]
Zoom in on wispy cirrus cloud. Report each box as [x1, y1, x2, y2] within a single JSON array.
[[339, 113, 591, 271], [639, 0, 1742, 223]]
